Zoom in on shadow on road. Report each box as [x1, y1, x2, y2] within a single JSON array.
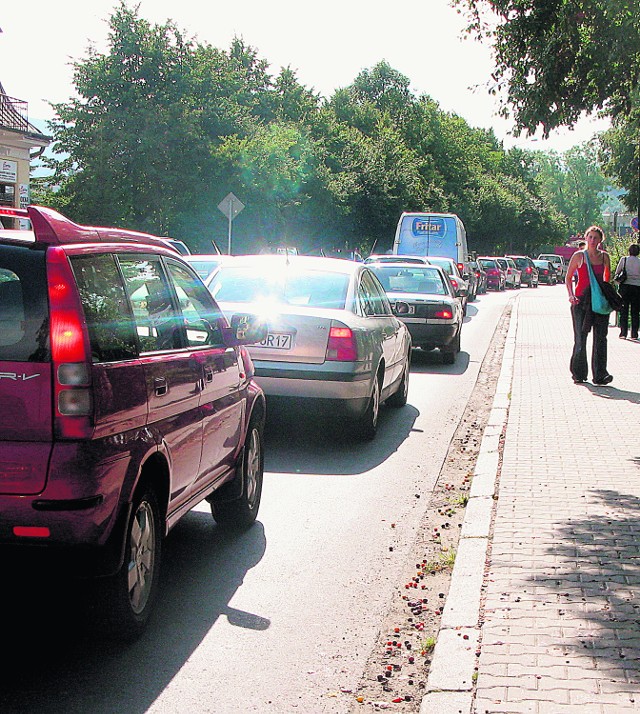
[[410, 348, 470, 375], [264, 397, 419, 475], [0, 516, 267, 714]]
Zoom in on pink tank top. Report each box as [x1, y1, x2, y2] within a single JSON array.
[[575, 254, 605, 297]]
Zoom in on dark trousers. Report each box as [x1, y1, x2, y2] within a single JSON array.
[[618, 283, 640, 338], [570, 304, 609, 382]]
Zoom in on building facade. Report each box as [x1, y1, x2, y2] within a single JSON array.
[[0, 81, 51, 228]]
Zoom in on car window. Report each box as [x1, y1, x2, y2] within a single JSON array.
[[209, 265, 349, 309], [70, 254, 138, 363], [359, 271, 388, 316], [478, 259, 496, 269], [372, 266, 447, 296], [0, 245, 49, 362], [119, 256, 183, 353], [165, 260, 225, 348]]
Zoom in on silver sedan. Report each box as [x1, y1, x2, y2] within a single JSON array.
[[206, 255, 412, 440]]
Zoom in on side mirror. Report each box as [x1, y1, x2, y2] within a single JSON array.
[[392, 301, 411, 316], [457, 287, 468, 297], [224, 313, 268, 346]]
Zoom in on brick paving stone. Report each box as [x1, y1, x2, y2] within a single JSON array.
[[471, 289, 640, 714]]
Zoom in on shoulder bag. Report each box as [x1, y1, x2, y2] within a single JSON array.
[[584, 251, 612, 315], [616, 257, 628, 285]]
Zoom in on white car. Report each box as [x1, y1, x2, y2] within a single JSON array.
[[206, 255, 412, 440], [537, 253, 567, 279]]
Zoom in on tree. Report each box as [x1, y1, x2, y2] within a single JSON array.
[[532, 141, 608, 234], [453, 0, 640, 136]]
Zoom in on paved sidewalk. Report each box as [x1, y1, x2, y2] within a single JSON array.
[[421, 286, 640, 713]]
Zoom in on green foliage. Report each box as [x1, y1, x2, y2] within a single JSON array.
[[453, 0, 640, 137], [40, 1, 615, 256]]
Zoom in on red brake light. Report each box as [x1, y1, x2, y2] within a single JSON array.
[[326, 323, 358, 361], [449, 277, 459, 289], [457, 263, 464, 272], [46, 247, 93, 439], [434, 309, 453, 319], [525, 267, 532, 273]]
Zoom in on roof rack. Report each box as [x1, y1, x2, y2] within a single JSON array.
[[0, 205, 178, 252]]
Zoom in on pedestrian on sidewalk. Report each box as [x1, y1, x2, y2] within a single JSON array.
[[565, 225, 613, 385], [614, 243, 640, 340]]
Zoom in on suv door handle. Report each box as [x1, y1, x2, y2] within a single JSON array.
[[154, 376, 168, 396]]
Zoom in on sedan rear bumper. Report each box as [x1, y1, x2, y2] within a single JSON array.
[[254, 361, 373, 400], [404, 323, 459, 350]]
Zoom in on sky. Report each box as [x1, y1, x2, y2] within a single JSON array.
[[1, 0, 610, 152]]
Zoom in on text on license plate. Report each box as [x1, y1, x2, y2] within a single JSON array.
[[258, 332, 293, 349]]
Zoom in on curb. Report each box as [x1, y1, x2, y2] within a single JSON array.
[[420, 301, 518, 714]]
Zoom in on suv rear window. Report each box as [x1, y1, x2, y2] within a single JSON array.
[[0, 244, 49, 362]]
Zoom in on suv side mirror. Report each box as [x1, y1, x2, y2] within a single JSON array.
[[224, 313, 268, 346]]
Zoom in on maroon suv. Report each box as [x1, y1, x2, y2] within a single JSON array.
[[0, 205, 266, 638]]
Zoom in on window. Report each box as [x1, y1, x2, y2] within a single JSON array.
[[165, 260, 225, 348], [0, 245, 49, 361], [359, 271, 391, 316], [119, 257, 182, 353], [70, 254, 138, 362]]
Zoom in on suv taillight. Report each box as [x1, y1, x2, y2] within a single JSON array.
[[326, 322, 358, 361], [47, 247, 93, 439]]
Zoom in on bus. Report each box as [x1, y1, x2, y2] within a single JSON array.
[[393, 212, 468, 265]]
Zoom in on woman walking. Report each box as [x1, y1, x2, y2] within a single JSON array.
[[614, 243, 640, 340], [565, 226, 613, 385]]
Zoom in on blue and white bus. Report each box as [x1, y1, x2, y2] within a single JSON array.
[[392, 212, 469, 264]]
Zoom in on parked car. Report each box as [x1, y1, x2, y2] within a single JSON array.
[[507, 255, 539, 288], [365, 254, 431, 265], [369, 263, 463, 364], [206, 255, 412, 440], [477, 257, 506, 291], [496, 257, 521, 289], [537, 253, 567, 279], [0, 205, 267, 639], [457, 259, 478, 301], [420, 256, 470, 313], [184, 254, 225, 281], [469, 260, 487, 294], [533, 259, 559, 285]]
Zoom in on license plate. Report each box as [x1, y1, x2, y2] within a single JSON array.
[[257, 332, 293, 350]]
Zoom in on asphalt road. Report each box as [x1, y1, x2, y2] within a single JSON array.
[[0, 287, 522, 714]]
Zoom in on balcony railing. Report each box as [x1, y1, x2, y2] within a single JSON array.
[[0, 94, 29, 133]]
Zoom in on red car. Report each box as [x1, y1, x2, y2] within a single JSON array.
[[477, 256, 506, 291], [0, 205, 267, 638]]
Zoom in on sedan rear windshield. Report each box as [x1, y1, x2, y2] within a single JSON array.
[[0, 244, 49, 362], [209, 266, 350, 309], [479, 259, 497, 269], [371, 266, 447, 295]]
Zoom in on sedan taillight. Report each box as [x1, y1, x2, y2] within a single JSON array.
[[434, 309, 453, 319], [326, 322, 358, 361]]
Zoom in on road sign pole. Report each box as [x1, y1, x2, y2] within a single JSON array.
[[227, 197, 234, 254]]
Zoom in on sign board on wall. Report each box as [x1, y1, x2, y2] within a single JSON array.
[[0, 160, 17, 183]]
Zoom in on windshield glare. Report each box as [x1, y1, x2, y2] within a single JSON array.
[[208, 266, 350, 309]]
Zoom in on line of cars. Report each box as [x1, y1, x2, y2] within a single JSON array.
[[0, 201, 567, 639], [474, 254, 565, 291]]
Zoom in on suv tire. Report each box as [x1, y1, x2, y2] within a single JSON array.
[[212, 415, 264, 530], [98, 488, 162, 640]]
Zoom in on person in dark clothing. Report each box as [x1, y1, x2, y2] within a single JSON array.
[[614, 243, 640, 340], [565, 226, 613, 385]]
